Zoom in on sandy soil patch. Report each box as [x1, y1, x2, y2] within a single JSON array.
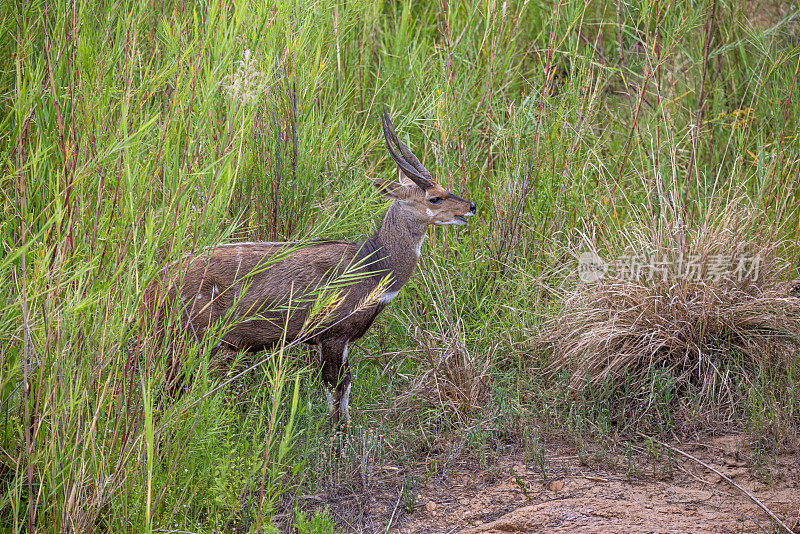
[[386, 434, 800, 533]]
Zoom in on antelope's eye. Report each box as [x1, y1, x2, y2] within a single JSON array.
[[428, 197, 443, 204]]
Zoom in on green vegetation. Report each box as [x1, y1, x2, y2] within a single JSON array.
[[2, 0, 799, 531]]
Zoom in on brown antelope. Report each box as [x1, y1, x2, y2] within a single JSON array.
[[143, 110, 476, 425]]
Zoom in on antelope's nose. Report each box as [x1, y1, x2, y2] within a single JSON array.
[[469, 202, 477, 214]]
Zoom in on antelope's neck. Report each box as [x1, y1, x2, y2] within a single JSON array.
[[363, 202, 428, 291]]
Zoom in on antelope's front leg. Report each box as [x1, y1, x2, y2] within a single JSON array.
[[320, 339, 351, 429]]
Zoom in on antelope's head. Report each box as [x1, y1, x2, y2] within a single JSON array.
[[371, 109, 476, 226]]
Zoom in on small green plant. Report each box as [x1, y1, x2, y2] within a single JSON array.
[[510, 467, 531, 501], [423, 458, 437, 487], [294, 506, 341, 534], [624, 441, 637, 479], [647, 367, 678, 432], [644, 437, 662, 478], [401, 475, 419, 514], [523, 427, 548, 479]]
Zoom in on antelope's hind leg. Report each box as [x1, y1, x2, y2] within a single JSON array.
[[164, 339, 237, 399]]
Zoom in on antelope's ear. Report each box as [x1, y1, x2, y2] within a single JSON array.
[[370, 177, 409, 200], [397, 168, 416, 187]]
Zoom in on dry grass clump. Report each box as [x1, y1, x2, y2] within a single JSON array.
[[394, 259, 490, 420], [542, 201, 800, 407], [395, 323, 490, 419]]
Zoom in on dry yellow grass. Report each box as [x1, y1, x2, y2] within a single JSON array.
[[542, 200, 800, 404]]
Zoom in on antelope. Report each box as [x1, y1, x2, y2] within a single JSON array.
[[143, 110, 476, 425]]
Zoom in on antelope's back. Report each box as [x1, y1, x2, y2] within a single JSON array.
[[143, 240, 366, 346]]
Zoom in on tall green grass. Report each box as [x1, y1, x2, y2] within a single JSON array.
[[2, 0, 799, 531]]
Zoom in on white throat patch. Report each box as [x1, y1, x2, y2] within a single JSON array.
[[377, 290, 400, 304], [415, 234, 426, 257]]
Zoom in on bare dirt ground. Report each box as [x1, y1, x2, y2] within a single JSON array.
[[320, 433, 800, 533], [393, 435, 800, 534]]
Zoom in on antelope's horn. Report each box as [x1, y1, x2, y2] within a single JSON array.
[[381, 107, 434, 190]]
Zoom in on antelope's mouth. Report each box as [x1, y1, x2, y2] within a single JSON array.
[[434, 214, 472, 226], [457, 210, 476, 223]]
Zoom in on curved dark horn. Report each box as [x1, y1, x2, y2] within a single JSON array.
[[382, 111, 431, 178], [381, 107, 434, 190], [381, 113, 423, 181]]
